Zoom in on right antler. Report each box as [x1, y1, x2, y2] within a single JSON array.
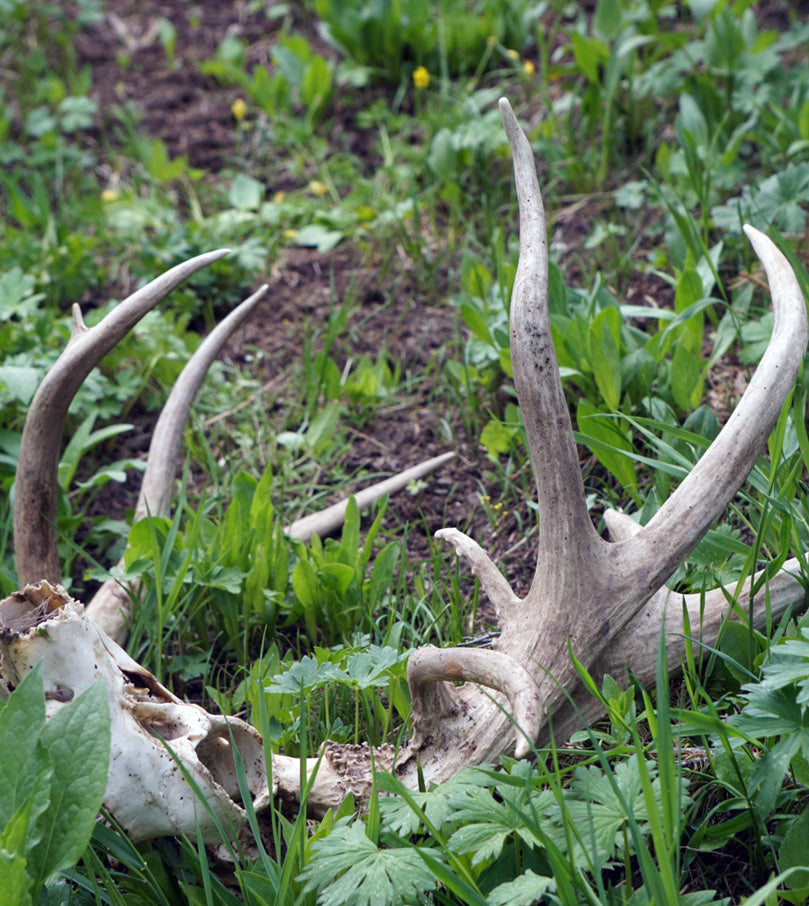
[[13, 255, 452, 644]]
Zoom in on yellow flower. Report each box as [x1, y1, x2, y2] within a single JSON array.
[[506, 48, 520, 61], [231, 98, 248, 121], [523, 59, 535, 76], [412, 66, 430, 89], [273, 190, 286, 203], [308, 180, 329, 197], [283, 228, 299, 240], [101, 189, 119, 202]]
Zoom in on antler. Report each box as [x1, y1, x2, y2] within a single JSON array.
[[3, 99, 807, 842], [13, 255, 453, 644], [284, 99, 808, 797], [14, 250, 232, 587]]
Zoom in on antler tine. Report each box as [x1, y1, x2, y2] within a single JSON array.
[[86, 284, 269, 640], [14, 250, 229, 587], [286, 451, 455, 542], [619, 226, 808, 598], [407, 645, 543, 759], [134, 283, 269, 523], [499, 99, 600, 572]]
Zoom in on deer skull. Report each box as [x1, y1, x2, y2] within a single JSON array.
[[3, 98, 809, 840]]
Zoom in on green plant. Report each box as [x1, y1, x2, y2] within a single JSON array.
[[314, 0, 538, 85], [0, 662, 110, 905], [202, 32, 334, 128]]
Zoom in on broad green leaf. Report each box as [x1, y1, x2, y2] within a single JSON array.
[[672, 266, 705, 354], [295, 224, 343, 254], [576, 401, 638, 498], [0, 267, 44, 321], [297, 821, 437, 906], [229, 174, 264, 211], [343, 647, 405, 689], [588, 307, 622, 411], [306, 402, 341, 455], [446, 772, 554, 865], [0, 847, 31, 906], [460, 302, 493, 345], [562, 755, 689, 867], [31, 680, 110, 883], [0, 665, 51, 838], [320, 563, 355, 597], [488, 870, 555, 906], [670, 344, 703, 412], [338, 496, 360, 567], [0, 365, 40, 405], [570, 31, 608, 84], [779, 806, 809, 889], [480, 418, 519, 460], [378, 768, 494, 836]]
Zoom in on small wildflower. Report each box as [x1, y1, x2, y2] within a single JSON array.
[[506, 48, 520, 61], [523, 59, 535, 76], [101, 189, 119, 202], [273, 190, 286, 203], [231, 97, 248, 121], [308, 180, 329, 197], [412, 66, 430, 89], [283, 228, 299, 240]]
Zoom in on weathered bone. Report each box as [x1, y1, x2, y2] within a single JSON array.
[[3, 98, 808, 841], [0, 581, 267, 844], [13, 256, 453, 645]]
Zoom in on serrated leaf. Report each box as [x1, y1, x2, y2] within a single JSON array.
[[343, 647, 405, 689], [297, 821, 437, 906], [562, 755, 687, 867], [30, 679, 110, 882], [0, 365, 41, 405], [488, 870, 555, 906], [265, 656, 345, 695], [447, 781, 553, 865], [378, 767, 494, 836]]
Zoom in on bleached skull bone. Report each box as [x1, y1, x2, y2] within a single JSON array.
[[0, 581, 267, 844]]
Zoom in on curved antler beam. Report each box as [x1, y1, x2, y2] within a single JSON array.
[[619, 225, 809, 598], [408, 645, 543, 758], [14, 251, 230, 587]]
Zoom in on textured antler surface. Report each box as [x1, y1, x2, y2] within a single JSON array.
[[14, 251, 230, 587]]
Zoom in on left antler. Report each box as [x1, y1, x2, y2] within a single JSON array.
[[13, 256, 452, 644]]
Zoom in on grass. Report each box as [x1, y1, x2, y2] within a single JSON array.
[[2, 0, 809, 903]]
